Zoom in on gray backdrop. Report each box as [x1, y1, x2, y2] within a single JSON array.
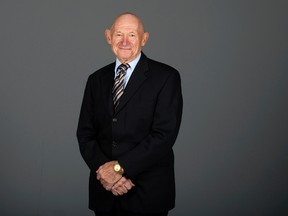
[[1, 1, 287, 215]]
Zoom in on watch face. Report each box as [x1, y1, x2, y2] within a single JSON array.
[[114, 164, 121, 172]]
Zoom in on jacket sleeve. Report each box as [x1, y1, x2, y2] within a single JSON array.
[[76, 76, 109, 171], [118, 70, 183, 178]]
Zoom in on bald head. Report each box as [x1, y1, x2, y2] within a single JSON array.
[[105, 12, 149, 63], [110, 12, 145, 33]]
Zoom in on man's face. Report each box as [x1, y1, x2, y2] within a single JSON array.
[[105, 14, 149, 63]]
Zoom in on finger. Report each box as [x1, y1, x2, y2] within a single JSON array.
[[111, 189, 118, 196], [130, 181, 135, 187], [120, 185, 128, 194], [112, 183, 128, 194], [97, 173, 101, 180], [112, 182, 122, 191], [124, 183, 132, 190], [112, 186, 121, 194], [97, 169, 104, 180], [102, 181, 113, 189], [97, 165, 103, 173], [100, 179, 106, 185], [127, 179, 135, 187], [115, 178, 133, 191], [105, 185, 112, 191]]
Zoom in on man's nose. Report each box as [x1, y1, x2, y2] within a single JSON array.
[[121, 36, 129, 46]]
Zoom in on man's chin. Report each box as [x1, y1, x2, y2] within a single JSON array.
[[118, 55, 133, 63]]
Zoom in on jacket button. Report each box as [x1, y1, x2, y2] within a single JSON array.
[[112, 141, 117, 147], [112, 118, 117, 123]]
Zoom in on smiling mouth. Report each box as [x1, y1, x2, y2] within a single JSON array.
[[120, 47, 131, 50]]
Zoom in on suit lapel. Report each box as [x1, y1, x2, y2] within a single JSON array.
[[115, 55, 149, 115], [100, 64, 115, 117]]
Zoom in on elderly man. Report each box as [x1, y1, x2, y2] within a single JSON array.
[[77, 12, 183, 216]]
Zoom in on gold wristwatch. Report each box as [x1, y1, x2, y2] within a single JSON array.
[[113, 161, 124, 175]]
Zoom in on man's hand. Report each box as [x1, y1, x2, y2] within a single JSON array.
[[96, 161, 122, 191], [111, 176, 135, 196]]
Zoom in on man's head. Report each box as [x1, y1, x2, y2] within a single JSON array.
[[105, 12, 149, 63]]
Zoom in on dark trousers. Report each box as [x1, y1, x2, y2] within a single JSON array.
[[94, 199, 168, 216]]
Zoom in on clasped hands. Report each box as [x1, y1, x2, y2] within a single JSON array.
[[96, 161, 135, 196]]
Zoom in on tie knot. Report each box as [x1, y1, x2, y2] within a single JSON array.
[[117, 63, 130, 73]]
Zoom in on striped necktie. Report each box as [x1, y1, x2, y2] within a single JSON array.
[[112, 63, 129, 110]]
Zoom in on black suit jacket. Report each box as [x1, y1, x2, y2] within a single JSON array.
[[77, 53, 183, 213]]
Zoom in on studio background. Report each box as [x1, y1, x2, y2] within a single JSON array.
[[0, 1, 287, 215]]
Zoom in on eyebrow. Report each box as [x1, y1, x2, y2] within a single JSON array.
[[114, 30, 137, 34]]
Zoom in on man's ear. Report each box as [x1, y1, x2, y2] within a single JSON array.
[[105, 29, 112, 44], [141, 32, 149, 47]]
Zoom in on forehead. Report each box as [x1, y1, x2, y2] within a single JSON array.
[[112, 14, 142, 32]]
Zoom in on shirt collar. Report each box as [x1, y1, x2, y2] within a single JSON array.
[[115, 53, 142, 73]]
